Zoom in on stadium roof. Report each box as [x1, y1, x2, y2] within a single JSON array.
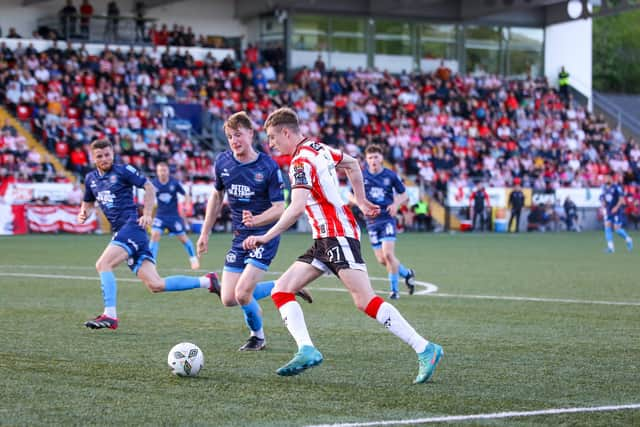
[[235, 0, 639, 26], [22, 0, 640, 27]]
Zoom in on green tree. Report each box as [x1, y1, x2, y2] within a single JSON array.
[[593, 10, 640, 93]]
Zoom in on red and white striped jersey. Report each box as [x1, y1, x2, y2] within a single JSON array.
[[289, 138, 360, 240]]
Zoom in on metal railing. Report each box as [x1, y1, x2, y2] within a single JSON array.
[[591, 90, 640, 138], [37, 14, 156, 44]]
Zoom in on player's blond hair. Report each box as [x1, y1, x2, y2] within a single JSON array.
[[264, 107, 300, 133], [224, 111, 254, 132]]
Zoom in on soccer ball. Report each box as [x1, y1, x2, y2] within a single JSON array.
[[167, 342, 204, 377]]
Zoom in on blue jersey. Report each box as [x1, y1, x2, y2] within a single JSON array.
[[214, 151, 284, 234], [600, 184, 624, 215], [363, 167, 406, 225], [84, 164, 147, 233], [152, 177, 185, 217]]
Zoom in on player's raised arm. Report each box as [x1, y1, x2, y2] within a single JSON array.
[[139, 181, 155, 228], [196, 188, 224, 256], [242, 188, 308, 250], [337, 153, 380, 218]]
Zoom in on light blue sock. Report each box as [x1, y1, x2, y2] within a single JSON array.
[[241, 298, 263, 333], [398, 264, 409, 278], [149, 240, 159, 260], [164, 276, 201, 292], [605, 226, 613, 244], [182, 239, 196, 257], [253, 281, 275, 300], [100, 271, 117, 308], [616, 228, 629, 239], [389, 272, 399, 293]]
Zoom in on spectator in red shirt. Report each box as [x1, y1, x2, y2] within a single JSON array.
[[70, 146, 88, 176], [79, 0, 94, 40]]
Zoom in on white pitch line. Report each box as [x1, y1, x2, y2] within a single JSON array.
[[305, 403, 640, 427], [429, 292, 640, 306], [0, 272, 437, 296], [0, 272, 140, 283], [1, 271, 640, 307]]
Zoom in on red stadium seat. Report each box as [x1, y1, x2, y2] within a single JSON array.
[[55, 141, 70, 158], [67, 106, 80, 119], [17, 105, 31, 121]]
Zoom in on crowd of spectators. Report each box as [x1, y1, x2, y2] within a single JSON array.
[[1, 36, 639, 229]]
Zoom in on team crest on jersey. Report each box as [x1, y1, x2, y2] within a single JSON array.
[[110, 174, 118, 184], [254, 172, 264, 183], [293, 163, 308, 186], [170, 185, 175, 192], [383, 178, 390, 186]]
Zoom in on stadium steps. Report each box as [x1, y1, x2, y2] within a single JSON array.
[[0, 106, 74, 182], [424, 192, 460, 230], [592, 91, 640, 140], [384, 160, 461, 231]]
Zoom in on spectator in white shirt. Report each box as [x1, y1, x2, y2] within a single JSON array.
[[34, 65, 50, 83]]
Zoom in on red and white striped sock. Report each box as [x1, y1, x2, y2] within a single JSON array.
[[272, 292, 314, 349], [365, 296, 428, 354]]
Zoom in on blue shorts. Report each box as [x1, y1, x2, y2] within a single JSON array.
[[152, 215, 187, 235], [224, 232, 280, 273], [606, 212, 626, 226], [111, 222, 155, 274], [366, 219, 397, 249]]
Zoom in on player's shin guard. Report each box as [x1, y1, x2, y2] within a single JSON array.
[[183, 240, 196, 257], [149, 241, 159, 259], [164, 276, 201, 291], [272, 292, 313, 349], [398, 264, 410, 278], [253, 281, 275, 300], [100, 271, 117, 316], [241, 298, 263, 333], [389, 273, 399, 293], [365, 296, 429, 354]]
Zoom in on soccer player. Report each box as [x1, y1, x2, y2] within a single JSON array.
[[360, 144, 416, 300], [149, 162, 199, 270], [243, 108, 443, 383], [196, 111, 311, 351], [78, 139, 219, 330], [600, 175, 633, 253]]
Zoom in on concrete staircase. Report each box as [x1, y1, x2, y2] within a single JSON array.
[[424, 192, 461, 230], [0, 106, 74, 182]]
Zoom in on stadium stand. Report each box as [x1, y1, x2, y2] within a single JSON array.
[[1, 38, 638, 227]]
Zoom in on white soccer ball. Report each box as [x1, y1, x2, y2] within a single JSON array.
[[167, 342, 204, 377]]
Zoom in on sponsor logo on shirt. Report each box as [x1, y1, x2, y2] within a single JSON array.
[[228, 184, 255, 198], [158, 193, 172, 203]]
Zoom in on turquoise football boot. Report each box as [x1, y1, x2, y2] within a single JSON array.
[[276, 345, 323, 376], [414, 342, 443, 384]]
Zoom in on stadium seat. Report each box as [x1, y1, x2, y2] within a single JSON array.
[[17, 105, 31, 121], [67, 107, 80, 119], [55, 141, 70, 158]]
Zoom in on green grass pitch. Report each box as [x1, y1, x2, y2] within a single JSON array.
[[1, 231, 639, 426]]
